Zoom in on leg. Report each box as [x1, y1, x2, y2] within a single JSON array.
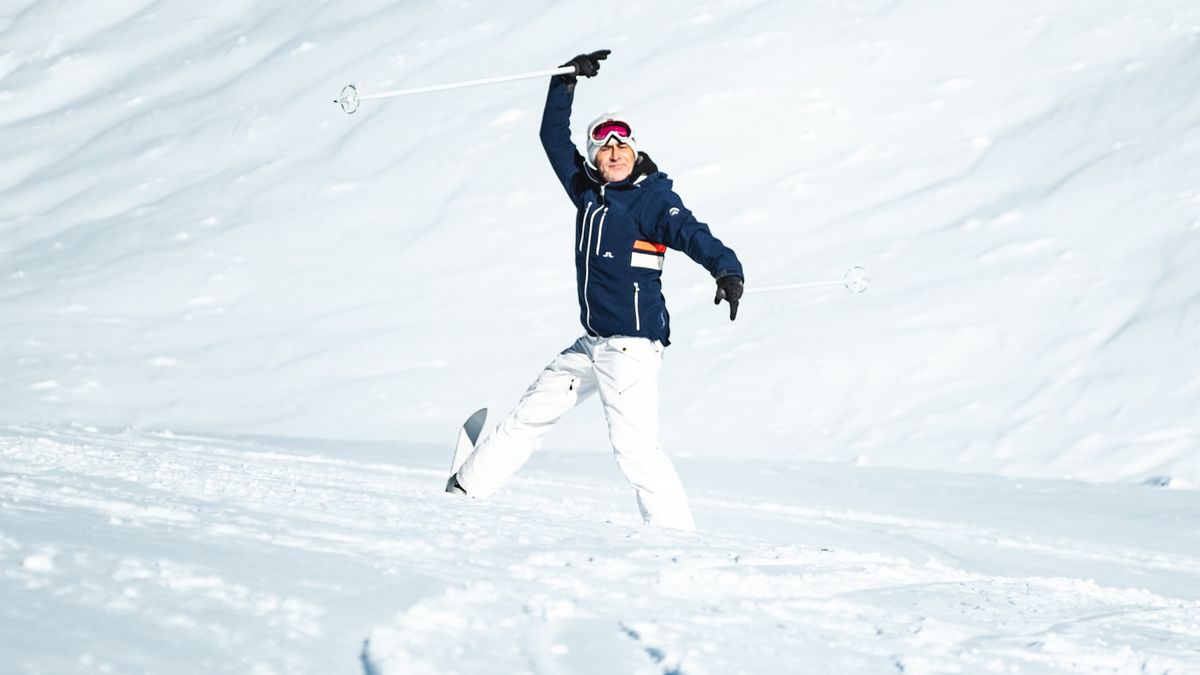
[[456, 337, 598, 499], [593, 337, 696, 531]]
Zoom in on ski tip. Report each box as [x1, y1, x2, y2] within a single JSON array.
[[462, 408, 488, 446]]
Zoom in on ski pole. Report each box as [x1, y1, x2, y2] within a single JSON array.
[[335, 66, 577, 114], [744, 266, 871, 295]]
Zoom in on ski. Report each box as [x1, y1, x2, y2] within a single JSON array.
[[445, 408, 487, 493]]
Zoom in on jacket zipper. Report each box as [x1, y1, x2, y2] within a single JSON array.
[[582, 187, 610, 335], [578, 201, 593, 252], [583, 206, 597, 329], [633, 282, 641, 331], [596, 185, 607, 254], [594, 208, 608, 255]]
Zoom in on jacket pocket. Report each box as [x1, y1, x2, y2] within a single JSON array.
[[633, 282, 641, 331]]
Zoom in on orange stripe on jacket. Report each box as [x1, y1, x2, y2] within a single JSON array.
[[633, 240, 667, 254]]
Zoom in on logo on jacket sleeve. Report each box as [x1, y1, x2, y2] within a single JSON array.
[[668, 207, 681, 216]]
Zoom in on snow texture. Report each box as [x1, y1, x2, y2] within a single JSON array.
[[3, 425, 1199, 674], [2, 0, 1200, 673]]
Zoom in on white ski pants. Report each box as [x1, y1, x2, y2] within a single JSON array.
[[457, 335, 696, 531]]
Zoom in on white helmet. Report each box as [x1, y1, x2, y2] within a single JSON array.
[[586, 112, 638, 166]]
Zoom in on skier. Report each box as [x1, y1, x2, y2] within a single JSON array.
[[448, 50, 744, 531]]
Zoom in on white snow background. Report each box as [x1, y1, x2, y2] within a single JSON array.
[[2, 0, 1199, 673]]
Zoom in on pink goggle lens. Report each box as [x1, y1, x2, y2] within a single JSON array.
[[591, 121, 632, 142]]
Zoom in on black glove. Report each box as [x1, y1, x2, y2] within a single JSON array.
[[714, 275, 744, 321], [559, 49, 611, 84]]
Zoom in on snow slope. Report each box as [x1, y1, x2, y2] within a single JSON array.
[[2, 0, 1197, 483], [3, 425, 1199, 674], [3, 1, 1200, 673]]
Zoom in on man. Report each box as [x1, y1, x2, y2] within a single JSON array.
[[449, 50, 744, 531]]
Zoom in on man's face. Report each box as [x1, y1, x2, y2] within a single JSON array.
[[596, 141, 636, 182]]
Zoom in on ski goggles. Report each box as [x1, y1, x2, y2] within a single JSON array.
[[590, 119, 634, 144]]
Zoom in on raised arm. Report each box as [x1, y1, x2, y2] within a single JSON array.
[[539, 50, 610, 206], [539, 77, 585, 203]]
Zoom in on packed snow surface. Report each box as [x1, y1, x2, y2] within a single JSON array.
[[4, 425, 1200, 674], [2, 0, 1200, 672]]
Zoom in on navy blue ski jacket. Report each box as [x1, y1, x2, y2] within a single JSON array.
[[540, 78, 743, 347]]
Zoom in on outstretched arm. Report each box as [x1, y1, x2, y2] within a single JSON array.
[[646, 192, 743, 280], [644, 192, 745, 320]]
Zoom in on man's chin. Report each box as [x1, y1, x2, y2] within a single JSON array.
[[602, 166, 631, 182]]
